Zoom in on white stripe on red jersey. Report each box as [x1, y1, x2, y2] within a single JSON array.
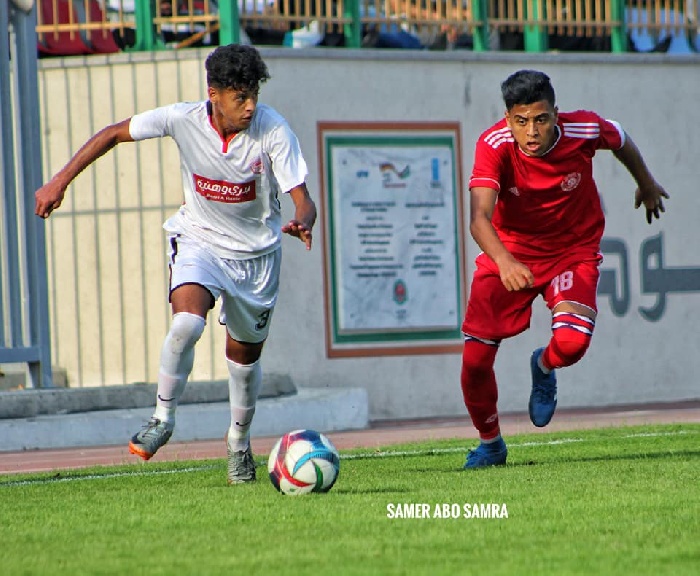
[[484, 127, 514, 149], [563, 122, 600, 139]]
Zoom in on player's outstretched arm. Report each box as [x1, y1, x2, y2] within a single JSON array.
[[283, 183, 317, 250], [470, 186, 534, 291], [612, 134, 670, 224], [35, 119, 134, 219]]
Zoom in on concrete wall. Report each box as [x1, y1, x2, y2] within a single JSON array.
[[37, 49, 700, 420]]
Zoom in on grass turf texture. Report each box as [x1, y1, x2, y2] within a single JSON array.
[[1, 424, 698, 575]]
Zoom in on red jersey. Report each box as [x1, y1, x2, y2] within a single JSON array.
[[469, 110, 624, 262]]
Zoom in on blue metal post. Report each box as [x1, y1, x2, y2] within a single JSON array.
[[10, 4, 54, 387], [1, 0, 23, 350]]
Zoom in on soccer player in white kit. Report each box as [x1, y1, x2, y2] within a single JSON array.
[[35, 44, 317, 484]]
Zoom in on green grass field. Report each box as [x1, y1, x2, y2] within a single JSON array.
[[1, 424, 698, 576]]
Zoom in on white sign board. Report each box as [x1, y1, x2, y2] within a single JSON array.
[[319, 123, 466, 357]]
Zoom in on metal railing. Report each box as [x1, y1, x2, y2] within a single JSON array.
[[34, 0, 699, 53], [486, 0, 698, 52]]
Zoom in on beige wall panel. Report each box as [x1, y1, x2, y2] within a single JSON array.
[[88, 66, 119, 210], [71, 213, 102, 384], [94, 212, 125, 382], [116, 210, 149, 384], [45, 216, 79, 385]]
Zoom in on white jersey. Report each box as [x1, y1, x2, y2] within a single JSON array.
[[129, 102, 308, 259]]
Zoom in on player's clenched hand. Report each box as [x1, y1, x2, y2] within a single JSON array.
[[35, 180, 67, 219], [282, 219, 313, 250], [634, 181, 669, 224], [497, 257, 534, 292]]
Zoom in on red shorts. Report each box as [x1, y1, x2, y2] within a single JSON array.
[[462, 253, 602, 341]]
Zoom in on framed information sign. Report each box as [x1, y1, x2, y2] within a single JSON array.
[[318, 122, 467, 357]]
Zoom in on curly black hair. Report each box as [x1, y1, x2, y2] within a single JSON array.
[[205, 44, 271, 92], [501, 70, 556, 111]]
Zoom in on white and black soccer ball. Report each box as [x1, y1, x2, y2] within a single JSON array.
[[267, 429, 340, 495]]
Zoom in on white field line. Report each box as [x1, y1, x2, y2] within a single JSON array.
[[341, 429, 695, 459], [1, 429, 696, 488]]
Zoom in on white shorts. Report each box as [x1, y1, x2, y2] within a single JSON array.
[[168, 234, 281, 343]]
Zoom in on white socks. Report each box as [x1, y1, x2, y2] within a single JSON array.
[[481, 434, 502, 445], [153, 312, 206, 426], [226, 358, 263, 451], [151, 312, 264, 451]]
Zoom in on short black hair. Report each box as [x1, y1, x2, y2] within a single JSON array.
[[501, 70, 556, 110], [205, 44, 271, 92]]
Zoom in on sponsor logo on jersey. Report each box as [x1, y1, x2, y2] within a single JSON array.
[[560, 172, 581, 192], [508, 186, 520, 196], [193, 174, 256, 203]]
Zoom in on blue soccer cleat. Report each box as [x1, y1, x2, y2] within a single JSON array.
[[529, 347, 557, 427], [463, 437, 508, 469]]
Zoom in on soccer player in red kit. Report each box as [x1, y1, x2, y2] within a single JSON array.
[[461, 70, 669, 468]]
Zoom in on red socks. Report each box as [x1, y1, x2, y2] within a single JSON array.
[[461, 338, 500, 440]]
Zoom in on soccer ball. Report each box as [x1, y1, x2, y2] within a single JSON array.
[[267, 429, 340, 495]]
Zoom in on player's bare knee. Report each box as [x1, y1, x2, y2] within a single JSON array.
[[225, 335, 264, 365]]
